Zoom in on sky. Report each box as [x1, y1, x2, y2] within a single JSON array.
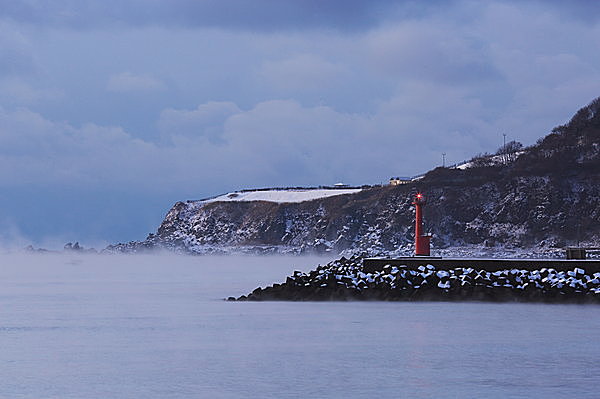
[[1, 0, 600, 248]]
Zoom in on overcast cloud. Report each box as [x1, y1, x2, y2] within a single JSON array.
[[0, 0, 599, 247]]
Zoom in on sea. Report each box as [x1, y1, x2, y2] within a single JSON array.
[[0, 253, 598, 399]]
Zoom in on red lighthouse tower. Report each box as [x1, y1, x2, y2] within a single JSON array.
[[413, 193, 431, 256]]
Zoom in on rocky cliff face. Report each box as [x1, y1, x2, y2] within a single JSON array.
[[107, 97, 600, 255]]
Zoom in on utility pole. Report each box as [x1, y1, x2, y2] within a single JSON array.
[[502, 133, 507, 164], [442, 153, 446, 168]]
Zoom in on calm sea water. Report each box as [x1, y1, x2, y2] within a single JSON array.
[[0, 254, 598, 399]]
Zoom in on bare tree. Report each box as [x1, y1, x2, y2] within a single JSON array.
[[496, 140, 523, 164], [470, 152, 494, 168]]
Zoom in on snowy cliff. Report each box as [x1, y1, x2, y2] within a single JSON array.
[[107, 97, 600, 255]]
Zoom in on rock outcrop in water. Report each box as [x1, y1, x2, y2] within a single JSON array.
[[231, 256, 600, 303]]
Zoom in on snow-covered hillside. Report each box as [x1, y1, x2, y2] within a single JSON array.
[[203, 188, 362, 204], [106, 169, 600, 256], [106, 96, 600, 256]]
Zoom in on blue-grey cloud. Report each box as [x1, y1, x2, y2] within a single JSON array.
[[0, 0, 600, 246], [158, 101, 240, 144], [0, 22, 35, 75], [107, 72, 166, 92], [0, 0, 408, 31], [3, 0, 600, 33]]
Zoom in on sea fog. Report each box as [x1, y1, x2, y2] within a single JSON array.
[[1, 253, 599, 398]]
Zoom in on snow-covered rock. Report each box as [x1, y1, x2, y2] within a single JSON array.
[[233, 255, 600, 302]]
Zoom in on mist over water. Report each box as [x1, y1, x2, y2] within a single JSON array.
[[1, 254, 599, 398]]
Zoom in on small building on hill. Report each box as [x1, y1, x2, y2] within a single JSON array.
[[389, 177, 411, 186]]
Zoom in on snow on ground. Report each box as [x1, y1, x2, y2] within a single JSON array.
[[203, 189, 362, 204], [455, 161, 473, 170], [454, 151, 526, 170]]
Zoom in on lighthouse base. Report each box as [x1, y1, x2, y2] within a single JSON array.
[[415, 235, 431, 256]]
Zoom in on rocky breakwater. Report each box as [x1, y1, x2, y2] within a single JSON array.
[[230, 256, 600, 303]]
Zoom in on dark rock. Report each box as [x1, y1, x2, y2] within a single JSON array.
[[228, 253, 600, 303]]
